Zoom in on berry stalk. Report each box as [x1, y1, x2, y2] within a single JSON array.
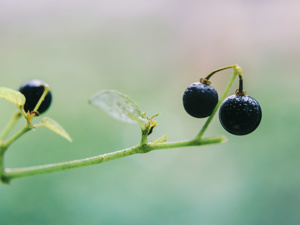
[[235, 75, 247, 96], [205, 65, 237, 80], [33, 86, 50, 112], [195, 68, 241, 139]]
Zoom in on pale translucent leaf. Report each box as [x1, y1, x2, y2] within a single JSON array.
[[39, 117, 72, 142], [0, 87, 25, 107], [89, 90, 148, 124]]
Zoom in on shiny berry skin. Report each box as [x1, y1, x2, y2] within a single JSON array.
[[19, 79, 52, 114], [219, 95, 262, 135], [183, 82, 218, 118]]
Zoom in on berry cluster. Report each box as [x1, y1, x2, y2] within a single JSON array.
[[17, 68, 261, 136], [183, 66, 262, 135]]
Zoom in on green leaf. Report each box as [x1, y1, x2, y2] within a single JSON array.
[[89, 90, 148, 125], [151, 134, 168, 144], [38, 117, 72, 142], [151, 113, 160, 119], [0, 87, 25, 107]]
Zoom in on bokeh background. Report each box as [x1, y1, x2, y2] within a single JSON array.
[[1, 0, 300, 224]]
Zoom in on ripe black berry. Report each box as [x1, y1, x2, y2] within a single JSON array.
[[219, 94, 262, 135], [19, 79, 52, 114], [183, 81, 218, 118]]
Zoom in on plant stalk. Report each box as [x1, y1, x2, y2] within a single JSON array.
[[0, 64, 242, 183], [0, 110, 21, 141], [2, 124, 32, 150], [196, 69, 240, 139], [205, 65, 235, 80], [2, 136, 225, 181], [33, 87, 50, 112]]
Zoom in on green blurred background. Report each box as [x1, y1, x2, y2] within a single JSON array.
[[1, 0, 299, 224]]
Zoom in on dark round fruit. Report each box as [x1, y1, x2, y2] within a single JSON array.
[[19, 79, 52, 114], [183, 82, 218, 118], [219, 95, 262, 135]]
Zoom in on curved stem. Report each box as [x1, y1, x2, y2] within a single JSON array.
[[205, 65, 235, 80], [2, 136, 226, 181], [196, 70, 239, 139]]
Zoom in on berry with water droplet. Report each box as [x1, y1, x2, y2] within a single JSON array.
[[183, 80, 218, 118], [219, 94, 262, 135]]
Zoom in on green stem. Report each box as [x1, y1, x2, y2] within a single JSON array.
[[205, 65, 235, 80], [4, 145, 141, 180], [147, 136, 226, 151], [205, 64, 242, 80], [0, 119, 32, 183], [196, 70, 239, 139], [0, 111, 21, 141], [2, 136, 226, 181], [33, 87, 50, 112], [2, 124, 32, 150], [140, 126, 149, 146], [0, 112, 32, 183], [0, 147, 5, 183]]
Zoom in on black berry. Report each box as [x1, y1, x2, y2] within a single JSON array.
[[219, 94, 262, 135], [183, 81, 218, 118], [19, 79, 52, 114]]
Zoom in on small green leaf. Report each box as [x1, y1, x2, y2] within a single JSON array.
[[0, 87, 25, 107], [151, 134, 168, 144], [38, 117, 72, 142], [151, 113, 160, 119], [89, 90, 148, 125]]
